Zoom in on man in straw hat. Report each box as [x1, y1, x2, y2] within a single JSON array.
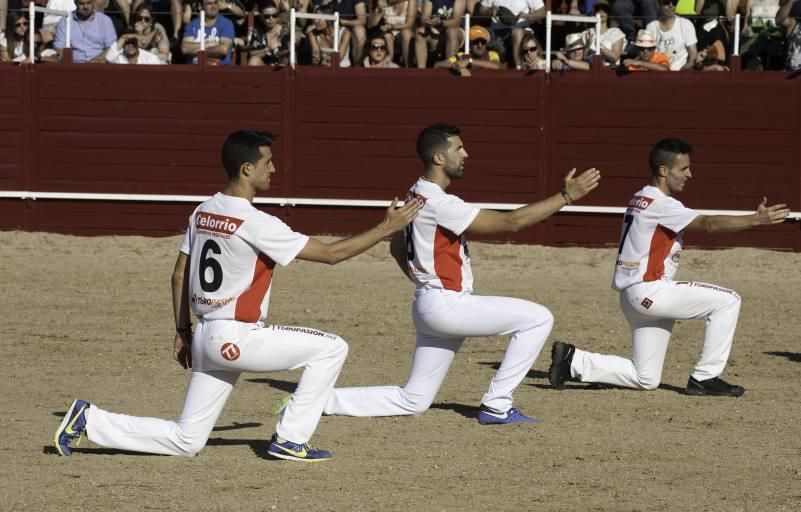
[[552, 32, 591, 71], [624, 29, 670, 71]]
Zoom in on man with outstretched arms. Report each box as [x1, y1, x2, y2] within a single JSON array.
[[549, 138, 790, 396], [323, 123, 600, 423], [54, 130, 421, 462]]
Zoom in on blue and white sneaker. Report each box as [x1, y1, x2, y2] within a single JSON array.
[[267, 434, 333, 463], [54, 399, 90, 456], [477, 404, 539, 425]]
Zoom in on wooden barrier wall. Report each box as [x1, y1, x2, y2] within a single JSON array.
[[0, 64, 799, 250]]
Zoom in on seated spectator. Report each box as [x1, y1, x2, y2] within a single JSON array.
[[434, 25, 502, 75], [363, 31, 399, 67], [332, 0, 367, 65], [367, 0, 415, 66], [180, 0, 235, 64], [135, 0, 183, 41], [308, 3, 351, 67], [131, 2, 170, 63], [623, 28, 670, 70], [415, 0, 466, 68], [776, 0, 801, 71], [646, 0, 697, 70], [517, 31, 546, 70], [613, 0, 659, 41], [41, 0, 76, 45], [105, 29, 165, 63], [246, 0, 289, 66], [692, 39, 729, 70], [54, 0, 118, 63], [477, 0, 545, 69], [581, 0, 625, 66], [552, 31, 591, 71], [1, 12, 36, 62]]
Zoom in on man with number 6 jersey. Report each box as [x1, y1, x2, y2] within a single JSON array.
[[324, 123, 600, 423], [548, 138, 790, 397], [54, 130, 421, 462]]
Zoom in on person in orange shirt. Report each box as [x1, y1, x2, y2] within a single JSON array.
[[624, 29, 670, 71]]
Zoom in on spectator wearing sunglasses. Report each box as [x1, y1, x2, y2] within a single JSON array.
[[476, 0, 545, 70], [623, 28, 669, 70], [646, 0, 697, 70], [0, 12, 36, 62], [131, 2, 170, 63], [581, 0, 625, 66], [434, 25, 501, 76], [552, 32, 591, 71], [106, 28, 165, 63], [367, 0, 415, 67], [517, 32, 546, 70], [246, 0, 289, 66], [363, 32, 399, 67]]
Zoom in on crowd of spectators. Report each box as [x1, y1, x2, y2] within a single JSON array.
[[0, 0, 799, 70]]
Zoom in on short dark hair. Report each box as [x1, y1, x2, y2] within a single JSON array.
[[416, 123, 460, 165], [648, 138, 692, 176], [221, 130, 275, 180]]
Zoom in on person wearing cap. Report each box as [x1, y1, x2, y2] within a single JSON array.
[[581, 0, 625, 66], [105, 29, 165, 64], [414, 0, 466, 68], [476, 0, 546, 69], [434, 24, 502, 74], [646, 0, 698, 70], [552, 32, 591, 71], [623, 29, 670, 71]]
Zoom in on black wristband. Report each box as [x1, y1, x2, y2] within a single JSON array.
[[560, 187, 573, 206]]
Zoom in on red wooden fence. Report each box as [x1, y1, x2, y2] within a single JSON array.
[[0, 63, 798, 249]]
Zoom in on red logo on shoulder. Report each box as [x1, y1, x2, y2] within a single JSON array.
[[221, 342, 241, 361], [628, 196, 653, 211]]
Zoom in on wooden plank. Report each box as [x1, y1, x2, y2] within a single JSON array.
[[38, 116, 283, 135], [37, 82, 284, 104], [37, 99, 283, 121], [296, 106, 540, 127]]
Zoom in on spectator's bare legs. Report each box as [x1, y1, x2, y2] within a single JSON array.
[[400, 27, 413, 66], [339, 29, 352, 64], [351, 25, 366, 64], [445, 26, 461, 59], [415, 28, 430, 68], [511, 26, 525, 68], [171, 0, 183, 39], [112, 0, 130, 24], [0, 0, 7, 33]]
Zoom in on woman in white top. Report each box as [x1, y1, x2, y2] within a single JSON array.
[[646, 0, 697, 70], [368, 0, 416, 66], [581, 0, 625, 66], [0, 12, 34, 63]]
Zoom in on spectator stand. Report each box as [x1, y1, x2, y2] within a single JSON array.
[[545, 11, 601, 71]]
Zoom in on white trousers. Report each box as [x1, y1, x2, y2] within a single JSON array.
[[85, 320, 348, 456], [324, 289, 554, 416], [571, 279, 741, 389]]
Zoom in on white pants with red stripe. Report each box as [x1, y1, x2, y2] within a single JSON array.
[[84, 320, 348, 456], [324, 289, 554, 416], [570, 279, 741, 389]]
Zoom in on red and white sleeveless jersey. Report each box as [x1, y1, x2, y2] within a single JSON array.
[[612, 185, 700, 291], [180, 193, 309, 322], [404, 178, 480, 293]]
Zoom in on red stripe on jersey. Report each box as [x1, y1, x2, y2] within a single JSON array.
[[434, 226, 463, 292], [235, 253, 276, 322], [643, 224, 677, 282]]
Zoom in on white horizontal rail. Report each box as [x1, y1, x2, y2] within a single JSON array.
[[1, 191, 799, 219]]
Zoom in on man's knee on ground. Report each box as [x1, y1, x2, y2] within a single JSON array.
[[173, 429, 210, 456], [633, 370, 661, 390], [398, 388, 435, 414]]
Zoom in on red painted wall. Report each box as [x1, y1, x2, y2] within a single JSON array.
[[0, 64, 798, 249]]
